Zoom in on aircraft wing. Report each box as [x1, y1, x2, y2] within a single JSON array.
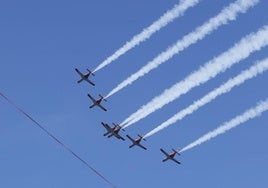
[[97, 104, 107, 112], [160, 148, 170, 157], [138, 143, 147, 150], [162, 158, 169, 162], [87, 94, 96, 103], [103, 132, 111, 137], [77, 79, 83, 84], [126, 135, 135, 143], [85, 78, 95, 86], [102, 124, 111, 131], [112, 130, 125, 140], [75, 68, 84, 77], [107, 132, 125, 140], [116, 134, 125, 141], [107, 133, 113, 138], [101, 122, 112, 136], [171, 158, 181, 164]]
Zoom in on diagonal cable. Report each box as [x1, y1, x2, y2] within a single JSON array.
[[0, 92, 117, 188]]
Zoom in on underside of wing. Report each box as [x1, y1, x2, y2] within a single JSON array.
[[87, 94, 96, 103], [85, 78, 95, 86], [77, 78, 84, 83], [75, 68, 84, 77], [126, 135, 135, 143], [160, 149, 169, 157], [98, 104, 107, 111], [172, 158, 181, 164], [103, 132, 111, 137], [89, 104, 96, 108], [119, 135, 125, 141], [138, 144, 147, 150], [103, 124, 112, 132], [162, 158, 169, 162], [114, 133, 123, 140]]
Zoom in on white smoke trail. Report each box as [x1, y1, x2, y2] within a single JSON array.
[[145, 58, 268, 138], [121, 25, 268, 128], [94, 0, 201, 72], [105, 0, 259, 98], [181, 98, 268, 152]]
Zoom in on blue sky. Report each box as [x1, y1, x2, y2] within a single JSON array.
[[1, 0, 268, 187]]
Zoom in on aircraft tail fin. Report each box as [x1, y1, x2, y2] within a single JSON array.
[[172, 149, 180, 155], [99, 94, 107, 102], [87, 69, 95, 76], [138, 134, 146, 141]]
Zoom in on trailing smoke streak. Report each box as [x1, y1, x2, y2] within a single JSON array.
[[94, 0, 201, 72], [145, 58, 268, 138], [106, 0, 259, 98], [121, 25, 268, 128], [181, 98, 268, 152], [0, 92, 117, 188]]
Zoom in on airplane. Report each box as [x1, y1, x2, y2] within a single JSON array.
[[75, 68, 95, 86], [107, 123, 125, 141], [87, 94, 107, 111], [101, 122, 116, 137], [126, 134, 147, 150], [101, 122, 125, 140], [160, 148, 181, 164]]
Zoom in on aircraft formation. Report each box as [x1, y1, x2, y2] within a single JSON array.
[[74, 0, 268, 168], [75, 68, 181, 164], [73, 0, 268, 166], [2, 1, 268, 187]]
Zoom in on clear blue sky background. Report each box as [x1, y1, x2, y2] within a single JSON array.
[[1, 0, 268, 187]]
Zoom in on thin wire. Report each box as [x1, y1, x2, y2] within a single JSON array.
[[0, 92, 117, 188]]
